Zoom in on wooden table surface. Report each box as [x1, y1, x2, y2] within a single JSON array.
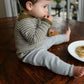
[[0, 17, 84, 84]]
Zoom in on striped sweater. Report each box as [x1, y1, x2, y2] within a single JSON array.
[[14, 12, 52, 60]]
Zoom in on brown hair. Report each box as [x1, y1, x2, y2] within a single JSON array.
[[19, 0, 38, 9]]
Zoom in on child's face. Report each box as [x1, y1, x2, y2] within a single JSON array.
[[29, 0, 50, 18]]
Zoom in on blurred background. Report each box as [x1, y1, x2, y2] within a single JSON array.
[[0, 0, 84, 22]]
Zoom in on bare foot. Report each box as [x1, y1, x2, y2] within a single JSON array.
[[66, 27, 71, 42], [73, 66, 84, 78]]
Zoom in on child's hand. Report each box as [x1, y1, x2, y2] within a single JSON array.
[[47, 28, 59, 36], [66, 27, 71, 42], [44, 15, 53, 22], [49, 29, 55, 34]]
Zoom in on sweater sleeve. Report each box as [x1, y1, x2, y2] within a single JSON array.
[[18, 18, 52, 44]]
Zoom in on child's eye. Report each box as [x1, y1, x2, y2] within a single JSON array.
[[43, 6, 47, 8]]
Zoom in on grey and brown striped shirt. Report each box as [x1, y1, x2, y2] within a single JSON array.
[[14, 12, 52, 60]]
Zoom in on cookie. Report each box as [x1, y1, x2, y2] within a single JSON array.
[[48, 30, 59, 37], [76, 46, 84, 58]]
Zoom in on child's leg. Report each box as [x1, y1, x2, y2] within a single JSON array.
[[41, 34, 67, 50], [23, 46, 84, 78], [23, 48, 73, 77]]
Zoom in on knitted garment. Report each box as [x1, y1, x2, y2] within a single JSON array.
[[14, 12, 52, 60]]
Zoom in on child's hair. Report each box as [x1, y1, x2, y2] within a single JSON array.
[[19, 0, 38, 9]]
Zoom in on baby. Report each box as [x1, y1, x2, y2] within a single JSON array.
[[14, 0, 84, 78]]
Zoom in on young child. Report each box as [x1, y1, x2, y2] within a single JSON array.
[[14, 0, 84, 78]]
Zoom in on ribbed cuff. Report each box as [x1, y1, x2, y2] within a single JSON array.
[[42, 18, 52, 25], [69, 65, 74, 77], [47, 28, 51, 36]]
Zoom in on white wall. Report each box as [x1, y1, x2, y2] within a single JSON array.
[[0, 0, 18, 18], [10, 0, 18, 17], [4, 0, 13, 17], [77, 0, 84, 22]]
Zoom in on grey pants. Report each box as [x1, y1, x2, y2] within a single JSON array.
[[23, 34, 74, 76]]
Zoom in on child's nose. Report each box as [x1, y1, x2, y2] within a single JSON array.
[[45, 8, 48, 13]]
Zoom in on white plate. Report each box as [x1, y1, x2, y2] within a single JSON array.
[[68, 40, 84, 62]]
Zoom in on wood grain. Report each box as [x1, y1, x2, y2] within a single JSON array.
[[0, 17, 84, 84]]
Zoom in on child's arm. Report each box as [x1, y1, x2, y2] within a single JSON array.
[[44, 14, 59, 36], [19, 17, 52, 44]]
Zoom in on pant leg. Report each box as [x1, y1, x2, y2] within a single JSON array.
[[41, 34, 67, 50], [23, 48, 74, 77]]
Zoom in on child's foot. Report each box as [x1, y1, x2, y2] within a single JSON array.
[[66, 27, 71, 42], [73, 66, 84, 78]]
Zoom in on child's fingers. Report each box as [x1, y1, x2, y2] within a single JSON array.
[[44, 15, 47, 18], [44, 14, 53, 22], [47, 15, 49, 18], [50, 30, 54, 33], [44, 15, 49, 18]]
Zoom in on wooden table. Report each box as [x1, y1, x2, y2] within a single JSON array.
[[0, 17, 84, 84]]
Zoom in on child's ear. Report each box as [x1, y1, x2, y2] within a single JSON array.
[[26, 1, 33, 11]]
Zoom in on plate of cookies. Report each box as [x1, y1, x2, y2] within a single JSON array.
[[68, 40, 84, 62]]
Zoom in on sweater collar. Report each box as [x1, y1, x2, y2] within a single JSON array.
[[18, 11, 34, 21]]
